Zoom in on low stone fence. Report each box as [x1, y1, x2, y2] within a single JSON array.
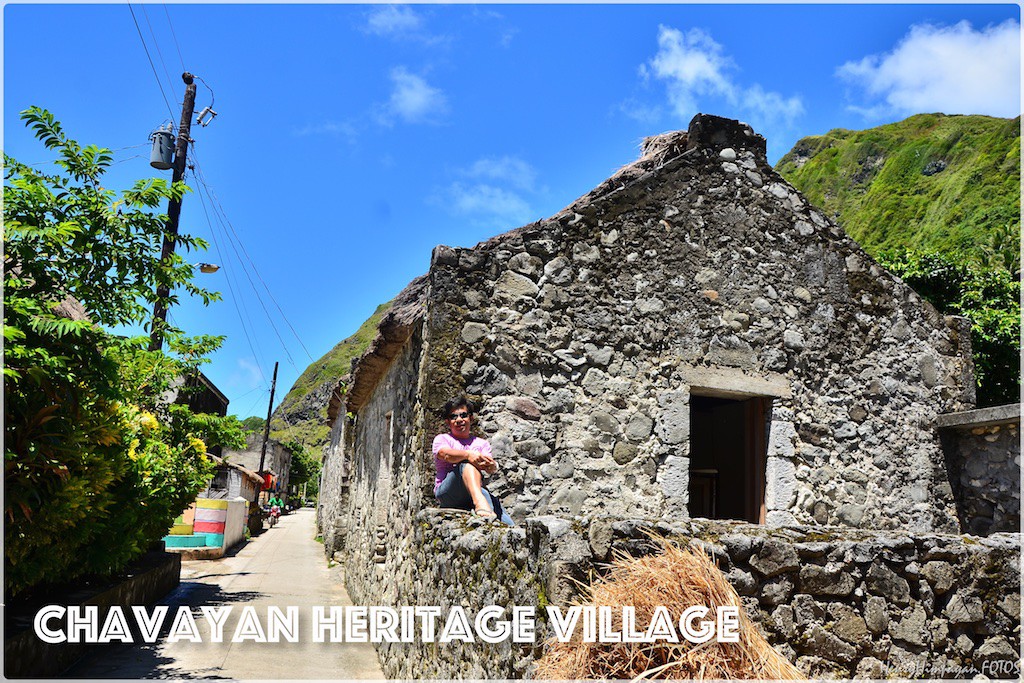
[[937, 404, 1020, 535], [4, 550, 181, 678], [343, 511, 1020, 679]]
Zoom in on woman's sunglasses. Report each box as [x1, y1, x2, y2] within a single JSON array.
[[447, 411, 471, 419]]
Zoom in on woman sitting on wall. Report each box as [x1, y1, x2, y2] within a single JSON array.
[[433, 395, 514, 526]]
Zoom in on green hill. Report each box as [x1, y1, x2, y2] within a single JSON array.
[[268, 302, 393, 453], [778, 113, 1020, 406], [776, 113, 1020, 269]]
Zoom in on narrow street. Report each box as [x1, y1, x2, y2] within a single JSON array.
[[67, 507, 384, 679]]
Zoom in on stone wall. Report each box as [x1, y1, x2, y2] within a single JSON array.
[[341, 328, 429, 600], [317, 115, 1008, 679], [418, 115, 972, 532], [223, 433, 292, 499], [938, 404, 1021, 535], [341, 511, 1020, 680], [318, 412, 350, 553], [4, 551, 181, 678]]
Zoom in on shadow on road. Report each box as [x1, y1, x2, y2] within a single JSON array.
[[63, 581, 267, 679]]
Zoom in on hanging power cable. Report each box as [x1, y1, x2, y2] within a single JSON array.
[[163, 4, 187, 72], [192, 172, 270, 386], [194, 75, 218, 127], [189, 148, 314, 365], [188, 150, 302, 372], [139, 4, 179, 105], [127, 2, 176, 122]]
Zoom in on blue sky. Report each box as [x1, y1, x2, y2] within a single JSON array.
[[4, 3, 1020, 422]]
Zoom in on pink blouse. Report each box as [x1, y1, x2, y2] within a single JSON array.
[[432, 433, 492, 493]]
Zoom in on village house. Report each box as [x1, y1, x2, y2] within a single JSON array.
[[315, 114, 1019, 678], [319, 114, 985, 542]]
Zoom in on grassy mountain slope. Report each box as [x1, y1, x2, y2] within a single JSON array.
[[268, 302, 393, 453], [776, 113, 1020, 265]]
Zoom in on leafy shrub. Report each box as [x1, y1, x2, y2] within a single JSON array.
[[4, 108, 243, 597]]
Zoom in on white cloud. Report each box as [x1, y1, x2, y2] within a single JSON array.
[[838, 20, 1021, 118], [436, 156, 541, 227], [446, 182, 532, 225], [363, 5, 449, 47], [463, 156, 536, 191], [639, 24, 803, 130], [649, 25, 737, 116], [228, 357, 265, 397], [499, 28, 518, 48], [365, 5, 421, 37], [383, 67, 448, 124], [291, 120, 357, 142], [742, 85, 804, 127], [618, 98, 664, 124]]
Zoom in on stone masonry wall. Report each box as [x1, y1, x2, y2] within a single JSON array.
[[317, 414, 349, 552], [938, 405, 1021, 536], [340, 329, 429, 602], [345, 511, 1020, 680], [419, 115, 973, 532], [318, 115, 1018, 680]]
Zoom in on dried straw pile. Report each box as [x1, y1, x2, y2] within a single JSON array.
[[533, 540, 805, 680]]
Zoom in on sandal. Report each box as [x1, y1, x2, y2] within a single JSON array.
[[473, 508, 497, 519]]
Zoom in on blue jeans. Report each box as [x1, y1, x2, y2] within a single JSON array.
[[436, 463, 514, 526]]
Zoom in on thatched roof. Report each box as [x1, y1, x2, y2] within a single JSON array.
[[326, 274, 429, 422], [207, 454, 264, 485], [52, 295, 90, 322]]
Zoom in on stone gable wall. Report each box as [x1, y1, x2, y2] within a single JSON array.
[[318, 115, 1014, 680]]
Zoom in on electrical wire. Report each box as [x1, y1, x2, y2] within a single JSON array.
[[23, 142, 151, 168], [188, 147, 314, 366], [195, 75, 216, 108], [191, 165, 270, 386], [196, 161, 314, 363], [139, 4, 179, 106], [242, 389, 271, 418], [163, 4, 187, 73], [109, 153, 146, 166], [127, 2, 176, 123], [188, 151, 302, 376]]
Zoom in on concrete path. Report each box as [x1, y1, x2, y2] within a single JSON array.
[[66, 508, 384, 679]]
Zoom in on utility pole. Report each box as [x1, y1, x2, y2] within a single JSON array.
[[150, 72, 198, 351], [258, 361, 280, 475]]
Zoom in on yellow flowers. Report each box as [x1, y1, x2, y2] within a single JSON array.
[[138, 411, 159, 432]]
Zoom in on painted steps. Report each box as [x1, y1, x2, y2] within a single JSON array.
[[163, 533, 214, 548]]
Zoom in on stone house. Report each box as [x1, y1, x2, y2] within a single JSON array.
[[199, 455, 263, 503], [315, 114, 1019, 678], [222, 433, 293, 503], [321, 114, 981, 550]]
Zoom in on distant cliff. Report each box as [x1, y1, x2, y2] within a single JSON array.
[[776, 113, 1020, 268], [269, 302, 392, 453]]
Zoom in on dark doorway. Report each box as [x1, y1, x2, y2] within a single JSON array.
[[688, 395, 767, 523]]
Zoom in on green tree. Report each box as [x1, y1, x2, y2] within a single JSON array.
[[877, 248, 1020, 407], [241, 415, 266, 434], [4, 107, 243, 597], [284, 440, 321, 500]]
